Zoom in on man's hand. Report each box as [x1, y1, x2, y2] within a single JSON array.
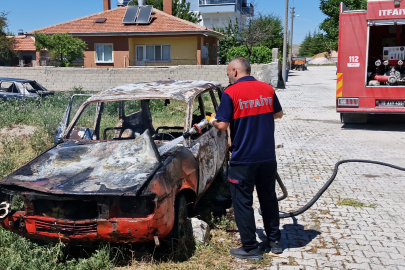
[[205, 113, 216, 126]]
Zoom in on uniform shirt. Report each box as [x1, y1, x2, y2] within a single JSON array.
[[216, 76, 282, 165]]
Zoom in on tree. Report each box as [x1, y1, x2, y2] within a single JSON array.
[[130, 0, 201, 23], [34, 32, 87, 67], [240, 13, 282, 61], [0, 12, 17, 66], [319, 0, 367, 51], [298, 31, 312, 56], [298, 30, 331, 57], [215, 20, 242, 64], [215, 13, 283, 64]]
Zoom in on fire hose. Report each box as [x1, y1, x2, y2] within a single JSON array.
[[267, 159, 405, 218], [176, 121, 405, 219]]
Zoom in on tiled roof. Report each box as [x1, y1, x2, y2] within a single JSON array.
[[27, 7, 223, 37], [12, 36, 36, 51]]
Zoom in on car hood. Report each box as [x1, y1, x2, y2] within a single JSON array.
[[0, 131, 161, 196]]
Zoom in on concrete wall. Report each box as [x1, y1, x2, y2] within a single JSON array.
[[0, 62, 280, 92]]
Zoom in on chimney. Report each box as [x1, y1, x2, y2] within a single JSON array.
[[18, 29, 24, 36], [103, 0, 111, 11], [163, 0, 172, 15]]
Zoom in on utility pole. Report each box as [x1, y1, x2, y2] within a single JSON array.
[[289, 7, 295, 65], [282, 0, 289, 86]]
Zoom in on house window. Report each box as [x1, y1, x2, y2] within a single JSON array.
[[95, 44, 113, 63], [213, 45, 216, 60], [136, 45, 171, 62]]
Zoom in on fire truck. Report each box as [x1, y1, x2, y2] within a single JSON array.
[[337, 0, 405, 123]]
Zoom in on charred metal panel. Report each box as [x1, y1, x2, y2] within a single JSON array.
[[0, 131, 161, 195], [87, 81, 221, 104]]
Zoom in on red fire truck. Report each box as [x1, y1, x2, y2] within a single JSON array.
[[337, 0, 405, 123]]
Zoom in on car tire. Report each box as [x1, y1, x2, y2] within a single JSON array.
[[171, 194, 188, 240]]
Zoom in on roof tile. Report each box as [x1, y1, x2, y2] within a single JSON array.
[[12, 36, 36, 51], [27, 7, 223, 37]]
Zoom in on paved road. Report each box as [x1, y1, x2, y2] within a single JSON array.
[[252, 66, 405, 270]]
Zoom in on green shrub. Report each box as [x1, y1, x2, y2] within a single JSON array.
[[226, 46, 272, 64]]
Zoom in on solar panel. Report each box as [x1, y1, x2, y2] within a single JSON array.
[[122, 6, 139, 24], [136, 6, 153, 24]]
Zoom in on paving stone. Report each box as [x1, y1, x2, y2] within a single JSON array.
[[345, 262, 372, 270]]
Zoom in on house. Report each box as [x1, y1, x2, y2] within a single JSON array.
[[187, 0, 254, 30], [10, 33, 48, 67], [25, 0, 224, 68]]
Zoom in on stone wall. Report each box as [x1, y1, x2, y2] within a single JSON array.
[[0, 62, 280, 92]]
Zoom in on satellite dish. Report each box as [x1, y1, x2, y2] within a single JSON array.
[[117, 0, 124, 4], [201, 46, 208, 58]]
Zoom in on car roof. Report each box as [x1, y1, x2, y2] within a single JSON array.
[[0, 78, 35, 83], [87, 80, 222, 103]]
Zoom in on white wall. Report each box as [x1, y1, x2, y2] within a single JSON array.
[[201, 13, 237, 29]]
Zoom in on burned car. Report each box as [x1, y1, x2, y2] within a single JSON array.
[[0, 80, 228, 245], [0, 77, 54, 100]]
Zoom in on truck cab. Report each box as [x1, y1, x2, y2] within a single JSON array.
[[337, 0, 405, 123]]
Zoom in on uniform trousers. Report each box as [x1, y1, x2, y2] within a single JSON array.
[[228, 160, 281, 251]]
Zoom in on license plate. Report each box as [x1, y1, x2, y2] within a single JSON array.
[[376, 100, 405, 107]]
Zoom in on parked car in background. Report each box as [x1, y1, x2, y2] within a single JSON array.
[[0, 78, 54, 101], [0, 80, 228, 246]]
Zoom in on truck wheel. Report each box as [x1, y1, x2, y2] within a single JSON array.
[[341, 113, 368, 124]]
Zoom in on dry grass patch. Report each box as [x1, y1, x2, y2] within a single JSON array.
[[337, 198, 377, 208]]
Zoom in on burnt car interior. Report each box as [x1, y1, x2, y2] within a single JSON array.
[[66, 89, 222, 144]]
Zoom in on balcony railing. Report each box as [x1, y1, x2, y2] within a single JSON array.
[[199, 0, 235, 5]]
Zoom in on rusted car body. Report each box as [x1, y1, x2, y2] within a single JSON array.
[[0, 80, 228, 244], [0, 78, 54, 100]]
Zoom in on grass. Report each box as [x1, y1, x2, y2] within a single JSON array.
[[0, 91, 249, 269], [337, 198, 377, 208]]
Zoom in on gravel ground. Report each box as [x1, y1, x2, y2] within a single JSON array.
[[236, 66, 405, 270]]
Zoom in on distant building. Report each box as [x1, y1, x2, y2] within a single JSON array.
[[10, 33, 48, 67], [24, 0, 223, 68], [187, 0, 254, 30]]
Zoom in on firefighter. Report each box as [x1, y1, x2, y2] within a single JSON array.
[[206, 57, 283, 260]]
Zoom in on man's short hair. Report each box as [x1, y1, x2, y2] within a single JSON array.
[[230, 57, 251, 75]]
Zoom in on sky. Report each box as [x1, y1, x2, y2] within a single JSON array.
[[1, 0, 327, 44]]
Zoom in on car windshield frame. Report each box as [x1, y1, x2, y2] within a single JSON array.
[[64, 97, 190, 142]]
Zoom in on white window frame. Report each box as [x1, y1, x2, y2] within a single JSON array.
[[95, 43, 114, 64], [135, 45, 171, 62]]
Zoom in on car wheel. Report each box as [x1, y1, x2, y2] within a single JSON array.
[[171, 194, 188, 240], [215, 153, 229, 183]]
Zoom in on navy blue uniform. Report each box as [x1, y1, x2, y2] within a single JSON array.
[[216, 76, 282, 251]]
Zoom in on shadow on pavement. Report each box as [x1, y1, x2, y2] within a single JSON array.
[[256, 223, 321, 253], [342, 114, 405, 132]]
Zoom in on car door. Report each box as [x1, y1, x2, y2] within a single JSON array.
[[190, 90, 227, 197]]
